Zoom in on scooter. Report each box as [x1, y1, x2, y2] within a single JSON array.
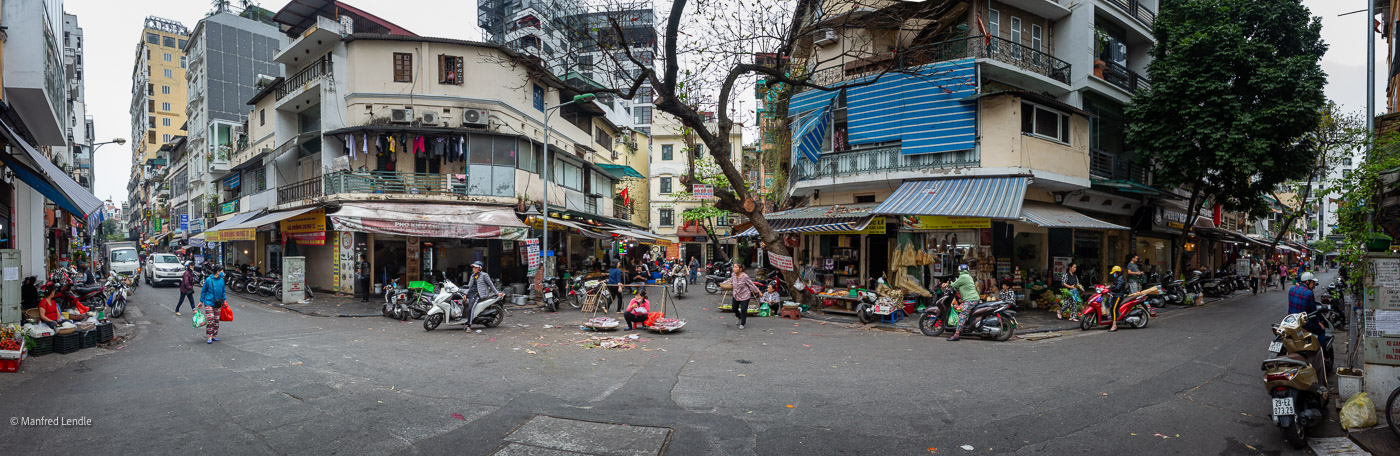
[[917, 292, 1018, 341], [703, 261, 733, 294], [542, 277, 562, 312], [422, 280, 506, 331], [101, 272, 130, 319], [1262, 312, 1331, 449], [667, 268, 688, 298], [1079, 285, 1157, 330]]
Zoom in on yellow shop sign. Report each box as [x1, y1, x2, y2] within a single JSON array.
[[900, 215, 991, 230], [819, 217, 886, 235]]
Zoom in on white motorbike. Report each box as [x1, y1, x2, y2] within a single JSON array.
[[422, 280, 506, 331], [669, 269, 688, 298]]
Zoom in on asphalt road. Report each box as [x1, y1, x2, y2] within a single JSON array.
[[0, 276, 1336, 455]]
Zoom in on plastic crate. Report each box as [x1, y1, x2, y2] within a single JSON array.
[[29, 336, 53, 357], [53, 332, 80, 354], [96, 322, 114, 343], [78, 331, 97, 349], [0, 356, 21, 373]]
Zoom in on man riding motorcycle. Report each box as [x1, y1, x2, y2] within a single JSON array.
[[947, 264, 980, 342], [464, 261, 503, 331], [1288, 272, 1328, 349]]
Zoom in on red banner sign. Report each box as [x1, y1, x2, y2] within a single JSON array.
[[330, 216, 527, 240]]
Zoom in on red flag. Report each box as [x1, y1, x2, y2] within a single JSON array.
[[619, 187, 630, 206], [976, 14, 990, 46]]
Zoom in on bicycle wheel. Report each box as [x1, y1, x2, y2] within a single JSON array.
[[1387, 384, 1400, 439]]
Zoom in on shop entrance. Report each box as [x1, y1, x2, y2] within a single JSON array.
[[1073, 230, 1103, 285], [865, 234, 890, 285], [684, 243, 704, 265], [374, 239, 407, 289]]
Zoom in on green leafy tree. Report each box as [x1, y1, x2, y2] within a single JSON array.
[[1127, 0, 1327, 272]]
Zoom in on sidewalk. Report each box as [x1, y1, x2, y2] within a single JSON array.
[[231, 291, 384, 317]]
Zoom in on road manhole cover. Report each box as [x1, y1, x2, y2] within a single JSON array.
[[498, 415, 672, 456]]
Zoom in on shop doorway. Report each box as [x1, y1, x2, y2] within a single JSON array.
[[374, 239, 407, 289], [866, 234, 890, 285], [1074, 230, 1103, 285], [684, 243, 703, 266]]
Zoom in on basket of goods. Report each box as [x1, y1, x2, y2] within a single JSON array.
[[647, 318, 686, 333], [76, 319, 97, 332], [56, 321, 77, 335], [717, 303, 761, 314], [0, 326, 24, 360], [23, 308, 42, 321], [584, 316, 621, 331]]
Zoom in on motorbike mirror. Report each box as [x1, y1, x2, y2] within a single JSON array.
[[1270, 324, 1280, 335]]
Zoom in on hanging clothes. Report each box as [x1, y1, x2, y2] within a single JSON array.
[[377, 135, 389, 156], [414, 136, 426, 154], [345, 134, 357, 159], [361, 133, 369, 156]]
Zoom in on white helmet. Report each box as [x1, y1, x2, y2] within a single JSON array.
[[1299, 272, 1315, 283]]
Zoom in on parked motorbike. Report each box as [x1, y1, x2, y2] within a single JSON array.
[[1153, 270, 1186, 306], [1262, 312, 1331, 449], [102, 273, 131, 319], [917, 292, 1018, 341], [422, 280, 506, 331], [1317, 295, 1348, 332], [1079, 285, 1157, 330], [1184, 270, 1205, 295], [542, 277, 563, 312]]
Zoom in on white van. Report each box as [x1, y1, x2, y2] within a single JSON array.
[[108, 246, 139, 277]]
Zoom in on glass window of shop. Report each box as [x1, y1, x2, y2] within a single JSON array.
[[1073, 230, 1103, 285], [1135, 236, 1172, 278]]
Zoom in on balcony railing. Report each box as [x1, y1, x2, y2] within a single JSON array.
[[1100, 60, 1150, 93], [275, 55, 331, 101], [323, 171, 468, 197], [793, 146, 980, 182], [1104, 0, 1156, 29], [797, 36, 1070, 93], [277, 177, 324, 204], [1089, 149, 1152, 184]]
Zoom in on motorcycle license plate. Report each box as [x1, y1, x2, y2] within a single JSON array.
[[544, 292, 554, 299], [1272, 398, 1295, 416], [1267, 341, 1282, 354]]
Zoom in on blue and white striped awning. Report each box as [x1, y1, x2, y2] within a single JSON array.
[[1019, 201, 1127, 230], [726, 216, 874, 238], [792, 97, 836, 163], [872, 176, 1029, 219]]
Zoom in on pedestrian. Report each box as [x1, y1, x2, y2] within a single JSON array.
[[356, 254, 372, 303], [464, 261, 503, 331], [946, 264, 980, 341], [688, 256, 700, 284], [1107, 266, 1127, 332], [1059, 263, 1082, 321], [607, 261, 624, 313], [198, 268, 226, 344], [1125, 254, 1143, 294], [175, 263, 197, 316], [729, 263, 761, 330], [623, 291, 650, 330], [1249, 259, 1263, 295], [20, 276, 39, 312]]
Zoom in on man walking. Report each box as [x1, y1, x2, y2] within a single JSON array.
[[1249, 259, 1263, 295], [688, 256, 700, 284], [175, 263, 197, 316], [356, 254, 372, 302], [1125, 254, 1143, 294]]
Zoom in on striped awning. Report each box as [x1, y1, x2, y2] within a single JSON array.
[[873, 176, 1028, 219], [792, 98, 835, 163], [726, 216, 873, 238], [1019, 202, 1128, 230]]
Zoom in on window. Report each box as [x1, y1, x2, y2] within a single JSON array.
[[148, 116, 156, 128], [259, 109, 265, 126], [660, 176, 672, 194], [533, 84, 545, 112], [180, 56, 186, 69], [178, 39, 187, 49], [659, 209, 674, 227], [162, 118, 171, 127], [553, 159, 583, 190], [1009, 17, 1023, 58], [661, 144, 673, 160], [635, 86, 653, 101], [162, 102, 171, 112], [438, 54, 464, 84], [518, 140, 539, 173], [1031, 24, 1043, 65], [633, 106, 652, 125], [595, 128, 613, 151], [855, 195, 877, 203], [988, 9, 1000, 46], [493, 135, 517, 166], [148, 131, 156, 143], [163, 68, 172, 78], [146, 33, 159, 45], [148, 100, 155, 113], [393, 53, 413, 82], [694, 143, 704, 156], [1343, 157, 1353, 166], [161, 85, 171, 95], [163, 53, 172, 62], [163, 36, 176, 48], [147, 83, 154, 95], [1021, 102, 1070, 144], [162, 134, 171, 143]]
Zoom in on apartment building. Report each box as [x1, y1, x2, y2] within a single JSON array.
[[648, 112, 745, 263], [127, 16, 189, 241]]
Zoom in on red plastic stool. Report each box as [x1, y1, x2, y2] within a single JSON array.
[[779, 307, 802, 320]]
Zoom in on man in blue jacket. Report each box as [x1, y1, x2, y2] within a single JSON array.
[[607, 262, 624, 313]]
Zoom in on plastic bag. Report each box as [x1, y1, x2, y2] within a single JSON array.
[[219, 304, 233, 322], [758, 303, 771, 317], [192, 309, 206, 328], [1340, 392, 1377, 430]]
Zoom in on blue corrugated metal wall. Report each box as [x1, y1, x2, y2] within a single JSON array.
[[789, 59, 978, 157]]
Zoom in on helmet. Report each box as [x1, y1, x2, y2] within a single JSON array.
[[1300, 272, 1315, 283], [958, 264, 969, 272], [1110, 266, 1122, 275], [471, 261, 484, 268]]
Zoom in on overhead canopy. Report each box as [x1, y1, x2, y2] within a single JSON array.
[[596, 163, 644, 179], [872, 176, 1028, 219], [205, 211, 263, 233], [793, 102, 833, 163], [727, 216, 877, 238], [329, 202, 526, 240], [1019, 202, 1128, 230], [0, 118, 106, 221], [229, 207, 321, 230], [610, 228, 672, 246]]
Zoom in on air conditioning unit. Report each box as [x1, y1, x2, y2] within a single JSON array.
[[390, 108, 413, 123], [814, 28, 838, 47], [461, 109, 490, 128], [420, 111, 439, 125]]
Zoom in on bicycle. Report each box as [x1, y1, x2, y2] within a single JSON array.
[[1387, 375, 1400, 438]]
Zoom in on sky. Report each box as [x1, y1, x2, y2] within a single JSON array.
[[68, 0, 1388, 206]]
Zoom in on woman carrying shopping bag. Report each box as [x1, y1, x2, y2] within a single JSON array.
[[198, 269, 227, 344]]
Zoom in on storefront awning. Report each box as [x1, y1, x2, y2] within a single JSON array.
[[872, 176, 1028, 219], [596, 163, 644, 179], [610, 228, 672, 245], [229, 207, 320, 230], [726, 216, 876, 238], [1018, 202, 1128, 230], [205, 211, 264, 233], [329, 202, 527, 240], [0, 118, 105, 221]]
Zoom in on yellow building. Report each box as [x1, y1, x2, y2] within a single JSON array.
[[127, 16, 189, 239]]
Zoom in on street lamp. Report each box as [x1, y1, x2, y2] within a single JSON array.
[[541, 93, 595, 277]]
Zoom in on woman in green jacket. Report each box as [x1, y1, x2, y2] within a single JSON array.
[[947, 264, 980, 341]]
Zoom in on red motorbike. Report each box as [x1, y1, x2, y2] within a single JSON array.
[[1080, 284, 1156, 330]]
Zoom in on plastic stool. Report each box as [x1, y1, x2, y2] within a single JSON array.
[[779, 307, 802, 320], [881, 309, 905, 324]]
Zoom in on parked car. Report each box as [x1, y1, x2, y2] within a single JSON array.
[[145, 253, 184, 286]]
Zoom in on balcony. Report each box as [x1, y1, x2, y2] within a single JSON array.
[[1100, 60, 1150, 93], [1089, 149, 1151, 184], [274, 15, 343, 65], [799, 36, 1070, 93], [1104, 0, 1156, 29], [793, 146, 979, 182], [323, 171, 468, 197], [277, 177, 324, 205], [275, 55, 331, 102]]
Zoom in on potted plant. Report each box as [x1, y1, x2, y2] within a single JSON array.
[[1093, 30, 1111, 79], [1364, 232, 1395, 252]]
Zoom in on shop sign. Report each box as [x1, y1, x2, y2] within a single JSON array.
[[769, 252, 794, 271], [179, 214, 189, 231], [281, 209, 327, 233], [153, 218, 163, 232], [221, 228, 256, 241], [206, 231, 222, 242], [899, 215, 989, 230], [189, 218, 204, 233], [693, 184, 714, 199], [1052, 257, 1072, 276], [821, 217, 887, 235], [331, 216, 528, 240], [524, 239, 540, 275], [285, 231, 326, 245], [1154, 207, 1191, 230], [219, 200, 239, 215]]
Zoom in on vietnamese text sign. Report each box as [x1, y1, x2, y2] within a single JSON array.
[[1375, 259, 1400, 288], [179, 214, 189, 231], [769, 252, 794, 271], [281, 209, 326, 234], [693, 184, 714, 199], [900, 215, 991, 230], [220, 228, 256, 241], [820, 217, 887, 235]]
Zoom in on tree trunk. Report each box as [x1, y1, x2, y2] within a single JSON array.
[[701, 219, 729, 262], [1173, 183, 1205, 276]]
